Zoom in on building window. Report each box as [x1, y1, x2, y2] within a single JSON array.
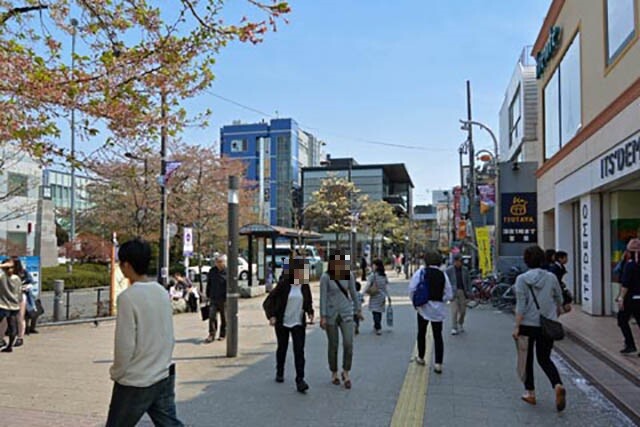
[[230, 139, 248, 153], [544, 33, 581, 160], [8, 173, 28, 197], [605, 0, 636, 64], [509, 86, 522, 147]]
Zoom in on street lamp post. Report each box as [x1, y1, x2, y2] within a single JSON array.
[[68, 18, 78, 274], [159, 92, 168, 287], [459, 119, 500, 275]]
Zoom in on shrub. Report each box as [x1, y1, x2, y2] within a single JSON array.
[[41, 263, 110, 291]]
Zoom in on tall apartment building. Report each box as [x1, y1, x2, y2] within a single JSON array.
[[220, 118, 324, 227]]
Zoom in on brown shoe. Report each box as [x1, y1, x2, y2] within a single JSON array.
[[521, 394, 537, 405], [555, 385, 566, 412]]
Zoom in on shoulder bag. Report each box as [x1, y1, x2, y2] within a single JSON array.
[[365, 274, 380, 296], [527, 285, 564, 341]]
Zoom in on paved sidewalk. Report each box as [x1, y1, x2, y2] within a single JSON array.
[[0, 280, 415, 427], [1, 277, 634, 427], [423, 306, 635, 426]]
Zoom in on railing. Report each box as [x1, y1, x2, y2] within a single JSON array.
[[41, 284, 111, 323]]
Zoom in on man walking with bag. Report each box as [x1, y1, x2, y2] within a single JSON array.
[[106, 239, 183, 427], [205, 254, 227, 343], [445, 254, 471, 335]]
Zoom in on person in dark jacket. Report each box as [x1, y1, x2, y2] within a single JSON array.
[[548, 251, 572, 312], [263, 257, 314, 393], [618, 238, 640, 356], [205, 255, 227, 343]]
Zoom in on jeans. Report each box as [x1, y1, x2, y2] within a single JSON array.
[[372, 312, 382, 331], [417, 314, 443, 364], [106, 372, 183, 427], [519, 325, 562, 391], [325, 315, 354, 372], [618, 299, 640, 350], [208, 300, 226, 338], [275, 324, 306, 382]]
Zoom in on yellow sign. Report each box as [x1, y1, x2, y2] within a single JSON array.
[[475, 227, 492, 276]]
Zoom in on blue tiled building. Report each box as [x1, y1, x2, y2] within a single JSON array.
[[220, 118, 324, 227]]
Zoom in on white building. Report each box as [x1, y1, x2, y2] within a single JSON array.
[[0, 147, 56, 262], [499, 46, 539, 163]]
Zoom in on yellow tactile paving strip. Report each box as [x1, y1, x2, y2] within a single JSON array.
[[390, 329, 433, 427]]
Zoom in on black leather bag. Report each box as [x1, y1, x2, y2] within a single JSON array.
[[528, 285, 564, 341], [200, 303, 210, 322]]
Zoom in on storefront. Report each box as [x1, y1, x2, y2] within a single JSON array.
[[533, 0, 640, 316], [540, 102, 640, 316]]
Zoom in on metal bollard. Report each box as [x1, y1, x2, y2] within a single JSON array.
[[53, 280, 64, 322]]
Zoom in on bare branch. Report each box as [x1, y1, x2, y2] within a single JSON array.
[[1, 4, 49, 26]]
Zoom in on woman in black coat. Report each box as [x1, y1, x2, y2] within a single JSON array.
[[263, 257, 314, 393]]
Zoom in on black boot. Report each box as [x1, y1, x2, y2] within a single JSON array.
[[296, 379, 309, 393]]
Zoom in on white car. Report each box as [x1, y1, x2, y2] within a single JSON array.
[[187, 257, 252, 283]]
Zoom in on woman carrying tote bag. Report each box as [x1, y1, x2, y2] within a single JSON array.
[[512, 245, 566, 412], [362, 259, 391, 335]]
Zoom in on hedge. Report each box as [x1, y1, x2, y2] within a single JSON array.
[[41, 263, 110, 291]]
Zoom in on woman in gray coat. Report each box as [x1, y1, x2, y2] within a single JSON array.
[[320, 250, 362, 389], [513, 245, 566, 412], [362, 259, 391, 335]]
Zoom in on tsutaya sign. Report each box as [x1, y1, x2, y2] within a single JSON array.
[[599, 129, 640, 182], [536, 26, 562, 79]]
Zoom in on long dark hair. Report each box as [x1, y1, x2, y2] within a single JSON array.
[[327, 249, 350, 281], [373, 259, 385, 276], [11, 257, 25, 277]]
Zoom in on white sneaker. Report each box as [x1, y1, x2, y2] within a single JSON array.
[[415, 357, 426, 366], [434, 364, 443, 374], [451, 329, 458, 336]]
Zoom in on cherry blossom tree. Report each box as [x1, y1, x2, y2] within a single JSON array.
[[0, 0, 290, 162]]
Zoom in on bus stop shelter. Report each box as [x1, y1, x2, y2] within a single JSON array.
[[239, 223, 322, 287]]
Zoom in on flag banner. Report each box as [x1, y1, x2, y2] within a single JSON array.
[[164, 160, 182, 185], [475, 226, 492, 276]]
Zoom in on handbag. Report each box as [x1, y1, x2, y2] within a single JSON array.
[[366, 277, 380, 296], [515, 335, 529, 383], [200, 303, 210, 321], [386, 303, 394, 327], [527, 285, 564, 341]]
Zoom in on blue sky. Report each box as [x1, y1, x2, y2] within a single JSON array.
[[54, 1, 550, 204], [179, 0, 551, 205]]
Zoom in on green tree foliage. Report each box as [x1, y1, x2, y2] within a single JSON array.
[[360, 199, 398, 255], [304, 176, 367, 245]]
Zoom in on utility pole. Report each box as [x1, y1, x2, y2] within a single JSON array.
[[68, 18, 78, 274], [348, 161, 356, 269], [227, 176, 240, 358], [158, 92, 168, 287], [466, 80, 475, 210], [466, 80, 477, 271]]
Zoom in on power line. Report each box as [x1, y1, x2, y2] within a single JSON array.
[[206, 91, 449, 152]]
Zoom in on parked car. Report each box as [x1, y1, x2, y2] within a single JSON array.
[[187, 257, 253, 283]]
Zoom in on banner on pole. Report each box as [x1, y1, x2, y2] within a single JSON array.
[[475, 226, 492, 277], [183, 227, 193, 257]]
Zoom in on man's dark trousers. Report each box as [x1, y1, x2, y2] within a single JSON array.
[[209, 300, 227, 338], [106, 371, 183, 427]]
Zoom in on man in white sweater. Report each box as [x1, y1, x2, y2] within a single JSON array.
[[106, 239, 183, 427]]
